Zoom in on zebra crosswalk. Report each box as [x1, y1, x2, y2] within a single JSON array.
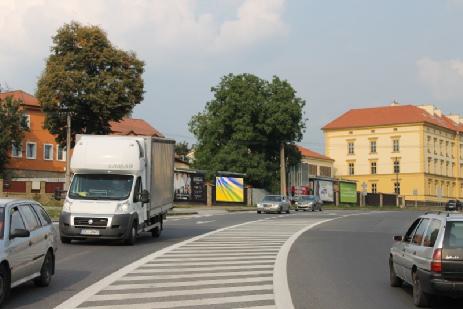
[[56, 215, 329, 309]]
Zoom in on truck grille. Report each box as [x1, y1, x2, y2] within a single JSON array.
[[74, 217, 108, 228]]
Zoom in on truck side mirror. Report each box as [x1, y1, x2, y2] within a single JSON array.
[[140, 190, 150, 203]]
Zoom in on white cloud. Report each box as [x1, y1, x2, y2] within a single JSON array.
[[417, 57, 463, 100], [0, 0, 287, 71]]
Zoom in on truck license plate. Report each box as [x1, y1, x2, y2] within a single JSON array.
[[81, 229, 100, 236]]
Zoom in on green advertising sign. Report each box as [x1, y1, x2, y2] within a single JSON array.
[[340, 182, 357, 204]]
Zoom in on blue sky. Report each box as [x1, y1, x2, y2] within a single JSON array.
[[1, 0, 462, 153]]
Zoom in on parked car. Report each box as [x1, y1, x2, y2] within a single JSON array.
[[389, 212, 463, 307], [294, 195, 323, 212], [257, 195, 290, 214], [445, 200, 462, 211], [0, 199, 58, 306]]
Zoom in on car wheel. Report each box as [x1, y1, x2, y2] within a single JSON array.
[[257, 211, 261, 214], [286, 207, 290, 214], [60, 236, 71, 244], [0, 264, 10, 306], [295, 209, 299, 211], [312, 207, 315, 212], [34, 251, 53, 287], [413, 272, 431, 307], [125, 222, 137, 246], [389, 259, 403, 287], [278, 208, 282, 214]]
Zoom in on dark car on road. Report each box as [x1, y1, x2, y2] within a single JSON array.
[[445, 200, 462, 211], [389, 212, 463, 307], [0, 199, 58, 306]]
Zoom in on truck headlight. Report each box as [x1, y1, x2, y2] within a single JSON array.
[[62, 199, 72, 213], [116, 201, 130, 214]]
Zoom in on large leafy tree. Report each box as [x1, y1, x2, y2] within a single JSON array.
[[36, 21, 145, 146], [189, 73, 306, 192], [0, 96, 29, 177]]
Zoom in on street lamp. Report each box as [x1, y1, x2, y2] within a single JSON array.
[[64, 112, 71, 191]]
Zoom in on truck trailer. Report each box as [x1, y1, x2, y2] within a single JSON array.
[[59, 134, 175, 245]]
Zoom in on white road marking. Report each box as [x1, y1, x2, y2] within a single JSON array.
[[89, 284, 274, 301], [196, 220, 215, 224], [56, 212, 369, 309], [78, 294, 275, 309], [117, 270, 273, 281]]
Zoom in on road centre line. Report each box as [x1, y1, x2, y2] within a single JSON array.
[[89, 284, 274, 302]]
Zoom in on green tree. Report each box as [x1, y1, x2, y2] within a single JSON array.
[[189, 73, 305, 192], [36, 21, 145, 146], [0, 96, 29, 176]]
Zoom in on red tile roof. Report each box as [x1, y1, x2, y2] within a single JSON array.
[[110, 118, 164, 137], [322, 105, 463, 132], [0, 90, 40, 107], [297, 145, 334, 161]]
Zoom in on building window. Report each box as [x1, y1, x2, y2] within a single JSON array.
[[446, 141, 449, 157], [439, 140, 443, 155], [427, 157, 432, 174], [44, 144, 53, 160], [434, 138, 437, 154], [57, 145, 65, 161], [319, 166, 331, 177], [370, 162, 377, 174], [11, 144, 22, 158], [26, 142, 36, 159], [308, 164, 317, 176], [371, 183, 377, 194], [427, 136, 431, 153], [370, 140, 377, 153], [446, 162, 449, 176], [393, 139, 400, 152], [348, 163, 355, 175], [23, 114, 31, 128], [394, 182, 401, 195], [348, 142, 354, 155], [393, 160, 400, 174]]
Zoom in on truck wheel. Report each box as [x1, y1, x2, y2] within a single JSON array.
[[0, 264, 10, 306], [125, 222, 137, 246], [60, 237, 71, 244], [34, 251, 53, 287], [152, 226, 161, 238]]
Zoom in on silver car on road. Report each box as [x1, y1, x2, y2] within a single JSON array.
[[0, 199, 58, 306], [257, 195, 290, 214]]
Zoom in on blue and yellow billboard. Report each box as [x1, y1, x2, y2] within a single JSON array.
[[216, 177, 244, 202]]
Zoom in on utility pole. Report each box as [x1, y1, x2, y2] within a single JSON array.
[[64, 113, 71, 191], [280, 143, 286, 197]]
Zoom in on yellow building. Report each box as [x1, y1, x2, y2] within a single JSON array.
[[323, 103, 463, 203]]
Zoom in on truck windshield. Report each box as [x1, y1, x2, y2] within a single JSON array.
[[69, 174, 134, 200]]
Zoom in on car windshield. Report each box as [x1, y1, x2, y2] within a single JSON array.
[[69, 174, 134, 200], [297, 196, 315, 202], [444, 221, 463, 249], [262, 196, 281, 202], [0, 208, 4, 239]]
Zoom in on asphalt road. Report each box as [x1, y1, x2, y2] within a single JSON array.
[[5, 212, 268, 309], [288, 211, 463, 309]]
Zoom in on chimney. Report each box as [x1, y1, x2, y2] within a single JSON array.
[[390, 100, 400, 106]]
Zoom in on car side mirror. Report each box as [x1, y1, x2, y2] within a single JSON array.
[[140, 190, 150, 203], [10, 229, 30, 239], [393, 235, 403, 242]]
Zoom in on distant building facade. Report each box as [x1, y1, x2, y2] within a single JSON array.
[[1, 90, 164, 180], [288, 145, 334, 190], [323, 103, 463, 203]]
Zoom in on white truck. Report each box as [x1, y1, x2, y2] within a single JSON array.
[[59, 134, 175, 245]]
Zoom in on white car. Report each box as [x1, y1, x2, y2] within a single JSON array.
[[257, 195, 290, 214], [0, 199, 58, 306]]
